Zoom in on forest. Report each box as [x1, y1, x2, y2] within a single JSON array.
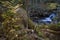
[[0, 0, 60, 40]]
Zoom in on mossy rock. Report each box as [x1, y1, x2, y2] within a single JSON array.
[[47, 24, 60, 34]]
